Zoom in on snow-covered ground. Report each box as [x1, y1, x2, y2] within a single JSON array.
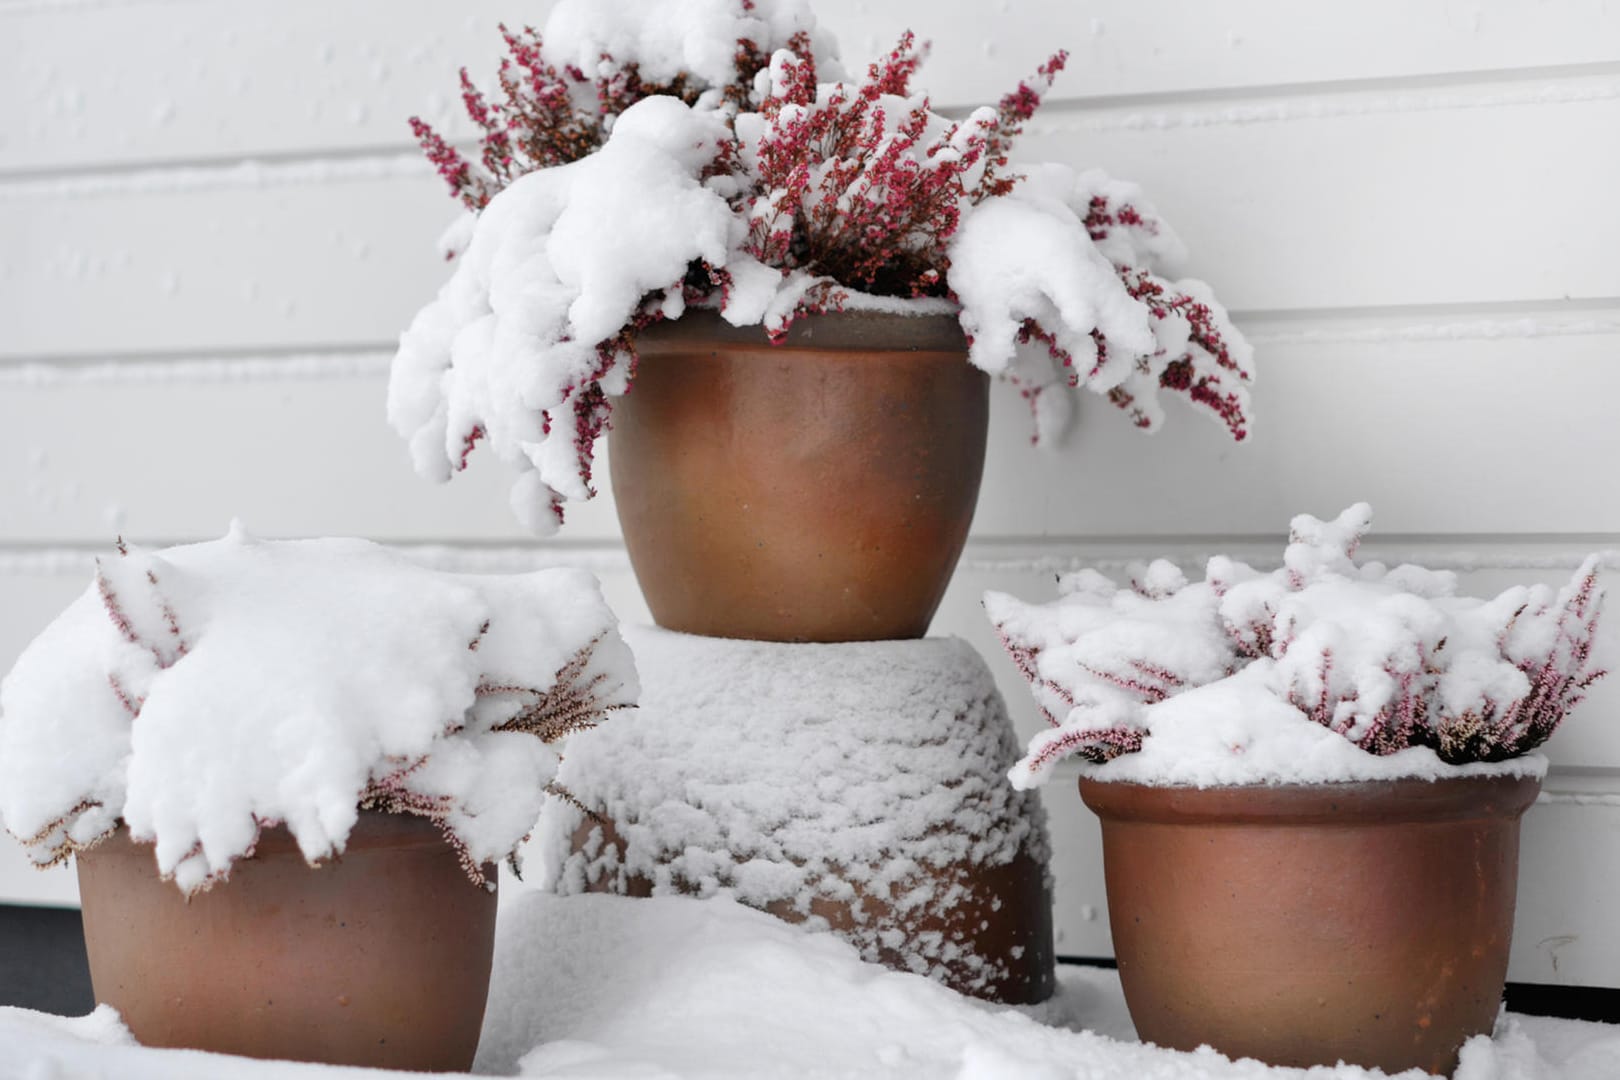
[[4, 885, 1618, 1079]]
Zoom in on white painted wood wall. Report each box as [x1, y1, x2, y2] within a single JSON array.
[[3, 0, 1618, 989]]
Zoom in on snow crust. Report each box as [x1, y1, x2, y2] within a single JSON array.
[[5, 890, 1618, 1078], [534, 626, 1049, 993], [390, 97, 737, 535], [989, 504, 1605, 788], [543, 0, 845, 90], [0, 529, 637, 892]]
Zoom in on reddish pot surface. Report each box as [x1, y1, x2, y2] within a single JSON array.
[[610, 310, 988, 642], [77, 812, 497, 1070], [1080, 773, 1541, 1076]]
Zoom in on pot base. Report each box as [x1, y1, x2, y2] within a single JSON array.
[[77, 813, 497, 1070]]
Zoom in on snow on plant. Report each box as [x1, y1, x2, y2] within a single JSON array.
[[0, 527, 638, 893], [392, 0, 1255, 536], [987, 504, 1606, 789]]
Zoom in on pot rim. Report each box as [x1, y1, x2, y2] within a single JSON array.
[[84, 809, 458, 862], [1078, 771, 1543, 825], [631, 307, 968, 353]]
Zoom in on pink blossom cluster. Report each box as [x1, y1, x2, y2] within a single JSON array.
[[738, 32, 1052, 301], [412, 24, 724, 214], [988, 505, 1607, 783]]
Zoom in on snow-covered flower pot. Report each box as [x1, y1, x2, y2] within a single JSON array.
[[389, 1, 1253, 637], [0, 530, 637, 1068], [537, 627, 1056, 1003], [987, 505, 1606, 1075], [612, 310, 985, 640]]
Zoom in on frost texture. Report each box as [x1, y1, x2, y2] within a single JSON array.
[[989, 504, 1606, 788], [535, 627, 1049, 996], [0, 529, 637, 893], [393, 0, 1253, 535]]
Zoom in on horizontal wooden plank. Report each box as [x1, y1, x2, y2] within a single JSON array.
[[6, 93, 1619, 357], [7, 0, 1620, 172], [5, 326, 1620, 542], [0, 0, 546, 174], [1509, 793, 1620, 986], [1014, 86, 1620, 316]]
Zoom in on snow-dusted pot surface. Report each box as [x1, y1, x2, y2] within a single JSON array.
[[610, 310, 987, 642], [537, 627, 1055, 1003]]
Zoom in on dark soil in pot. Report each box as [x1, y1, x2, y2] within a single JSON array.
[[1080, 773, 1542, 1076], [77, 811, 497, 1070], [610, 309, 988, 643]]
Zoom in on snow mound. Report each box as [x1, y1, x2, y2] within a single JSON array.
[[534, 626, 1051, 999], [6, 891, 1615, 1078], [0, 529, 637, 893], [988, 504, 1606, 788]]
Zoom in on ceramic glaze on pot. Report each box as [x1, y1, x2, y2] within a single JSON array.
[[610, 310, 988, 642], [77, 812, 497, 1070], [1080, 773, 1542, 1077]]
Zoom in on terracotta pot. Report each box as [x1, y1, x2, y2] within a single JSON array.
[[77, 812, 497, 1070], [610, 310, 988, 642], [1080, 773, 1542, 1076]]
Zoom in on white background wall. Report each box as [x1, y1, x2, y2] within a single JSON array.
[[2, 0, 1618, 988]]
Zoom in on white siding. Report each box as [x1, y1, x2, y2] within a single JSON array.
[[2, 0, 1617, 990]]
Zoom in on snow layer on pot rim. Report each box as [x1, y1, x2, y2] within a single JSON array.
[[988, 503, 1606, 789], [0, 526, 638, 893]]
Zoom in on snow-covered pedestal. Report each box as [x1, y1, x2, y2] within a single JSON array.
[[535, 627, 1055, 1003]]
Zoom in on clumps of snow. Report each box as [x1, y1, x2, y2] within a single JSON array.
[[987, 504, 1606, 789], [393, 3, 1252, 536], [0, 528, 637, 894], [543, 0, 845, 91], [390, 96, 737, 535], [533, 627, 1050, 998]]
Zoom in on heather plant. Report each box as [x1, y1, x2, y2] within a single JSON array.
[[0, 530, 638, 892], [987, 505, 1607, 788], [392, 0, 1255, 535]]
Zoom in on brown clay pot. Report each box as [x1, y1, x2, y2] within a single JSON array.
[[1080, 773, 1542, 1076], [77, 812, 497, 1070], [610, 310, 988, 642]]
